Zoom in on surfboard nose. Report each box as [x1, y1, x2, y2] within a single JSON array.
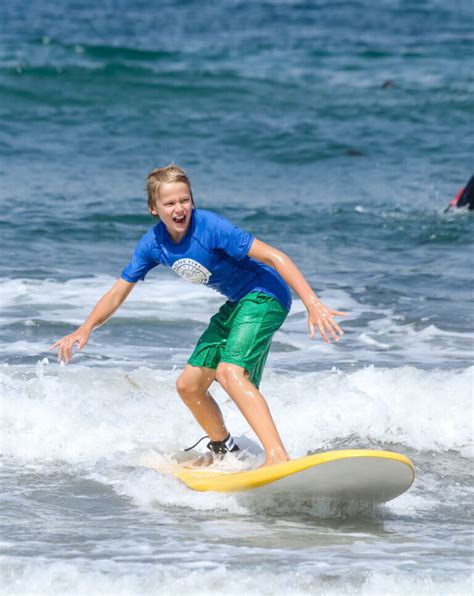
[[171, 449, 415, 504]]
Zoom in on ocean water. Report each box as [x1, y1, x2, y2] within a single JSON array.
[[1, 1, 473, 594]]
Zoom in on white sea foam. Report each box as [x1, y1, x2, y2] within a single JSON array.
[[1, 361, 472, 516], [1, 276, 472, 517], [2, 558, 472, 596], [0, 275, 221, 326], [0, 276, 471, 369], [1, 361, 471, 464]]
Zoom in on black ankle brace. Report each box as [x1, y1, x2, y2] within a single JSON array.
[[207, 434, 240, 455]]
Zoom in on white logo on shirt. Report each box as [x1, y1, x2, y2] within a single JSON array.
[[172, 258, 211, 285]]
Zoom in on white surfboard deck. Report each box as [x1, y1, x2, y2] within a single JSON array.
[[157, 449, 415, 503]]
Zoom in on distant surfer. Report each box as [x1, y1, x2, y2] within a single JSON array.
[[444, 175, 474, 212], [51, 165, 347, 467]]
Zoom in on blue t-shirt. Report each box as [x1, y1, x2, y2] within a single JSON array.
[[121, 209, 292, 310]]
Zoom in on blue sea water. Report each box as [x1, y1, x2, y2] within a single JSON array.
[[0, 1, 473, 594]]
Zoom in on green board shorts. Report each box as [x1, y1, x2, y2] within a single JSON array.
[[188, 291, 289, 389]]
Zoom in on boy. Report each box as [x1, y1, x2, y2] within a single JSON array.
[[51, 165, 346, 466]]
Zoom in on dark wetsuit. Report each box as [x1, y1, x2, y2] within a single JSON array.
[[446, 175, 474, 212]]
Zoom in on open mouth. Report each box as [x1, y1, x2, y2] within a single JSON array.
[[173, 214, 186, 225]]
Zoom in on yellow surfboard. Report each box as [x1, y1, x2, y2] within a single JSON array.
[[169, 449, 415, 503]]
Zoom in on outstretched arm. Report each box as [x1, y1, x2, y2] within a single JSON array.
[[247, 239, 347, 343], [50, 278, 136, 363]]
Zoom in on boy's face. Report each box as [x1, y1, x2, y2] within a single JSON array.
[[150, 182, 193, 242]]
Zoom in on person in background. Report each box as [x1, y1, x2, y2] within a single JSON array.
[[445, 175, 474, 212]]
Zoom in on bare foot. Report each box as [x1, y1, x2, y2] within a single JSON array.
[[258, 446, 290, 468], [258, 456, 290, 468]]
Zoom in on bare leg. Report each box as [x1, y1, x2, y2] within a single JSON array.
[[216, 363, 289, 466], [176, 365, 228, 442]]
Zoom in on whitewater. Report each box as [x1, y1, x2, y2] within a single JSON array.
[[1, 276, 473, 595]]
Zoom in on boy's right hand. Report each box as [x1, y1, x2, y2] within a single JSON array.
[[49, 325, 91, 364]]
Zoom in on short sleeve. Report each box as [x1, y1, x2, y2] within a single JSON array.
[[121, 237, 158, 282], [211, 214, 253, 260]]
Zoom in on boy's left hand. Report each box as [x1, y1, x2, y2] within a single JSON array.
[[307, 301, 348, 343]]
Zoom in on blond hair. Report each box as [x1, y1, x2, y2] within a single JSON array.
[[146, 164, 194, 216]]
